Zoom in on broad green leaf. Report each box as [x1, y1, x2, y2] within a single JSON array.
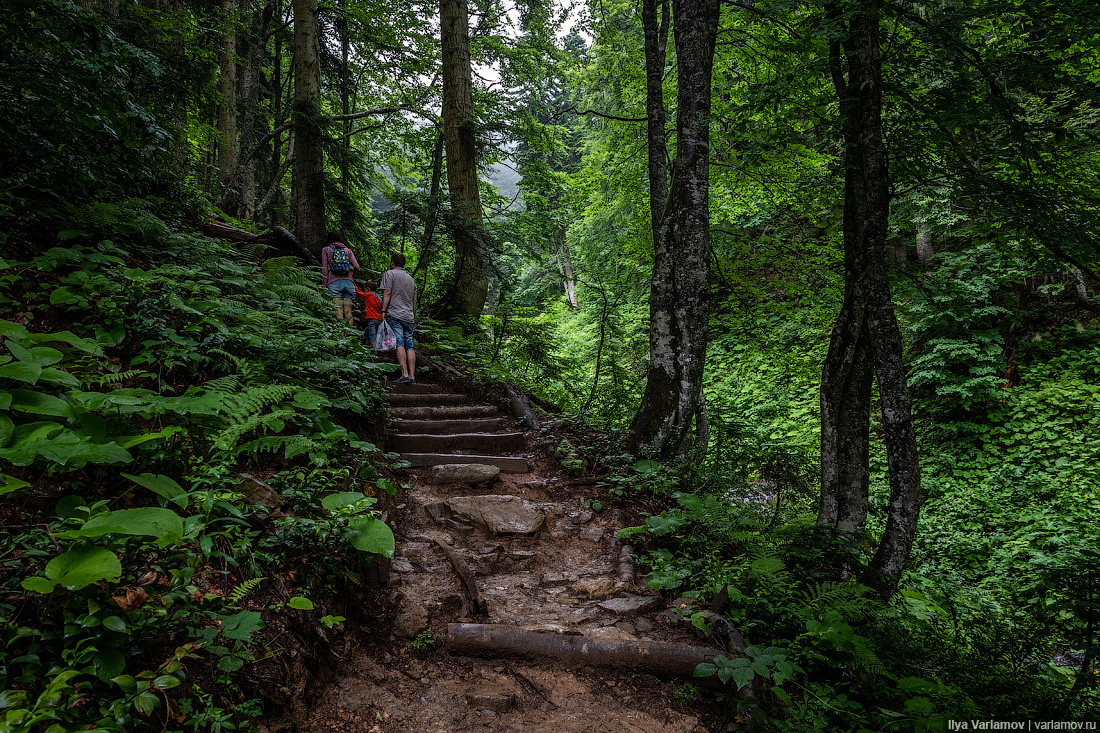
[[322, 492, 376, 512], [102, 616, 126, 632], [287, 596, 315, 610], [22, 546, 122, 592], [153, 675, 181, 690], [133, 692, 160, 715], [694, 662, 717, 677], [75, 508, 184, 542], [0, 321, 29, 341], [0, 362, 42, 384], [345, 515, 395, 558], [0, 415, 14, 446], [750, 556, 786, 574], [7, 389, 75, 418], [122, 473, 187, 504], [37, 367, 81, 387], [218, 610, 264, 642], [93, 649, 125, 681], [633, 459, 662, 474], [49, 286, 84, 306], [29, 330, 104, 355], [0, 474, 30, 496]]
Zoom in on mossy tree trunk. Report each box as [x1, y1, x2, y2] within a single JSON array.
[[629, 0, 719, 460]]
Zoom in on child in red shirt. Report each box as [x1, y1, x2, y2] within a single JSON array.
[[355, 279, 384, 346]]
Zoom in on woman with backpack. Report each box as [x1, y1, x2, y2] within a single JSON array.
[[320, 231, 360, 327]]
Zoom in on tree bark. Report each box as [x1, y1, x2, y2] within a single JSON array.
[[291, 0, 325, 255], [642, 0, 671, 238], [217, 0, 239, 191], [557, 226, 578, 307], [916, 221, 933, 263], [819, 0, 921, 597], [441, 0, 489, 316], [628, 0, 719, 459]]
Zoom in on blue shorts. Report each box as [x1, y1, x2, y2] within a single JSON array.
[[326, 280, 356, 300], [386, 316, 415, 350], [364, 319, 381, 343]]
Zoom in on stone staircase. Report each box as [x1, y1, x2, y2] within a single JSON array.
[[385, 381, 530, 472]]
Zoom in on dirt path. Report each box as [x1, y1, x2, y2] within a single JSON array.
[[262, 376, 720, 732]]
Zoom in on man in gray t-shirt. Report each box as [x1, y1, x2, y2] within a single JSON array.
[[380, 252, 418, 383]]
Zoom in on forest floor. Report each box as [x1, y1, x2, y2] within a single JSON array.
[[258, 369, 726, 732]]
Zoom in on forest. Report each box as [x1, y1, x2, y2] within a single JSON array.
[[1, 0, 1099, 729]]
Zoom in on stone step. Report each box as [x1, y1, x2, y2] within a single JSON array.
[[401, 453, 530, 472], [388, 382, 448, 395], [383, 392, 466, 406], [392, 432, 525, 453], [388, 405, 501, 420], [393, 418, 515, 434]]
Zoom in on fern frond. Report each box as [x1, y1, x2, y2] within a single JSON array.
[[228, 576, 266, 604], [92, 370, 153, 387]]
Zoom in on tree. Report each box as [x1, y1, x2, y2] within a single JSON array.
[[440, 0, 489, 315], [292, 0, 326, 254], [628, 0, 720, 459]]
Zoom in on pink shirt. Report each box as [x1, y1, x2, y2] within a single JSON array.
[[320, 244, 360, 287]]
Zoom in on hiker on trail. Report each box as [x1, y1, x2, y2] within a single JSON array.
[[354, 279, 384, 346], [380, 252, 417, 384], [320, 231, 360, 328]]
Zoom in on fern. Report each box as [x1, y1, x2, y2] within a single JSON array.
[[92, 370, 153, 387], [228, 576, 266, 605], [797, 581, 879, 623]]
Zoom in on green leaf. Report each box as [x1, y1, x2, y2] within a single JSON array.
[[633, 459, 662, 474], [322, 491, 376, 512], [218, 610, 264, 642], [731, 666, 755, 689], [102, 616, 126, 632], [345, 515, 395, 558], [0, 362, 43, 384], [93, 649, 125, 681], [74, 508, 184, 542], [0, 473, 30, 496], [287, 596, 315, 610], [694, 662, 718, 677], [22, 546, 122, 592], [7, 389, 75, 418], [122, 473, 187, 504], [49, 286, 85, 306], [133, 692, 160, 715], [771, 686, 792, 706], [153, 675, 181, 690], [111, 674, 137, 693]]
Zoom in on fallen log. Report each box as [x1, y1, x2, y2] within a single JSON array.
[[445, 623, 726, 685], [434, 540, 485, 615], [197, 221, 321, 267], [617, 545, 635, 586], [503, 382, 540, 430]]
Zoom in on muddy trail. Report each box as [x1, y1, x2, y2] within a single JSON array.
[[263, 372, 728, 732]]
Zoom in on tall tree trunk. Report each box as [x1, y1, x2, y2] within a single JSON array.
[[557, 226, 578, 308], [628, 0, 719, 459], [291, 0, 325, 255], [415, 129, 446, 292], [441, 0, 489, 316], [642, 0, 671, 237], [819, 0, 921, 598], [337, 0, 354, 233], [217, 0, 239, 190], [916, 220, 933, 263]]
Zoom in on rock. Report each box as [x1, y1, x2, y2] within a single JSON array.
[[588, 626, 638, 641], [443, 495, 546, 535], [571, 576, 628, 599], [577, 510, 594, 524], [635, 617, 655, 633], [579, 527, 605, 543], [235, 474, 285, 516], [391, 558, 416, 573], [614, 621, 637, 635], [431, 464, 501, 484], [392, 604, 430, 639], [597, 594, 664, 614], [424, 502, 474, 531]]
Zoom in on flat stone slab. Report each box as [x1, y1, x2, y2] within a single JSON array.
[[392, 432, 525, 453], [394, 418, 514, 434], [597, 594, 664, 614], [389, 405, 501, 420], [444, 495, 546, 534], [401, 453, 529, 472], [383, 392, 466, 406], [431, 463, 502, 484]]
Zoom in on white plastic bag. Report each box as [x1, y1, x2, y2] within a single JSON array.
[[375, 319, 397, 352]]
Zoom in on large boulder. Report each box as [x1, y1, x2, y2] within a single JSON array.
[[443, 495, 545, 535]]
